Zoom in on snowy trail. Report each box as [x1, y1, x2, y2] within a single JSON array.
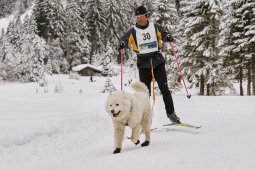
[[0, 75, 255, 170]]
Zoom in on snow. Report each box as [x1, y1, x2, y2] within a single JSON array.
[[0, 74, 255, 170], [0, 6, 33, 36], [0, 15, 14, 35]]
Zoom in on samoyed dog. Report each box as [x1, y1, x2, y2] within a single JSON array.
[[105, 82, 153, 154]]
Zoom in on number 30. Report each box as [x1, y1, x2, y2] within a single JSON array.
[[142, 33, 151, 40]]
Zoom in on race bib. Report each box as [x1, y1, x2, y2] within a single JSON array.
[[134, 22, 159, 54]]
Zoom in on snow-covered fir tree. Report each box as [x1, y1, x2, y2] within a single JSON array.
[[19, 15, 48, 82], [179, 0, 223, 95], [239, 0, 255, 95], [151, 0, 180, 90], [49, 0, 66, 40], [62, 0, 89, 69], [33, 0, 53, 40], [140, 0, 154, 13], [105, 0, 127, 54], [102, 42, 115, 76], [101, 78, 116, 93], [86, 0, 107, 63], [219, 0, 255, 96], [175, 0, 181, 16], [77, 1, 92, 64], [179, 0, 194, 17], [152, 0, 179, 33], [48, 38, 64, 73], [0, 35, 22, 81], [0, 0, 16, 18]]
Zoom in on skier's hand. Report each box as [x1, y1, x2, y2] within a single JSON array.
[[166, 34, 174, 42]]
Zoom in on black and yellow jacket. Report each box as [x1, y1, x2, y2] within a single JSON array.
[[119, 22, 172, 68]]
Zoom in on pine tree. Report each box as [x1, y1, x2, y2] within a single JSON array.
[[101, 78, 116, 93], [219, 0, 255, 95], [63, 0, 90, 69], [0, 34, 24, 81], [240, 0, 255, 95], [152, 0, 179, 33], [180, 0, 223, 95], [150, 0, 181, 91], [86, 0, 107, 63], [48, 38, 64, 73], [0, 0, 16, 18], [49, 0, 66, 40], [79, 1, 92, 64], [33, 0, 53, 40], [102, 42, 115, 76], [19, 15, 48, 82], [140, 0, 154, 13], [179, 0, 194, 17], [175, 0, 181, 15], [105, 0, 127, 54]]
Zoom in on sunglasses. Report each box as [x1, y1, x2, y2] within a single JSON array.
[[135, 14, 146, 19]]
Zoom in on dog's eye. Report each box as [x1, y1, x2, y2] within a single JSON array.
[[110, 104, 112, 107], [116, 104, 119, 106]]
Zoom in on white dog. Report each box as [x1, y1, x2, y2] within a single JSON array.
[[105, 82, 152, 154]]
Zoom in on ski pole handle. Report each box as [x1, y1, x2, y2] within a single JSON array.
[[170, 42, 191, 99]]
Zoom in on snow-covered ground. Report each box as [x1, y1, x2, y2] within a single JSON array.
[[0, 74, 255, 170]]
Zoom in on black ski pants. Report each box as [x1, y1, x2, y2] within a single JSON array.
[[138, 63, 175, 117]]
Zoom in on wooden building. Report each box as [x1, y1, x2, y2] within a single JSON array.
[[72, 64, 102, 76]]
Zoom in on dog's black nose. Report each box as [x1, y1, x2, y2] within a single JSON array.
[[111, 109, 115, 113]]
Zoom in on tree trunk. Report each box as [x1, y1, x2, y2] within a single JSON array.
[[175, 0, 181, 16], [206, 69, 210, 96], [252, 56, 255, 95], [89, 49, 93, 64], [200, 74, 204, 95], [206, 83, 210, 96], [239, 66, 243, 96], [247, 62, 251, 96]]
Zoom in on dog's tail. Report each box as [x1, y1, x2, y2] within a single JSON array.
[[131, 82, 149, 94]]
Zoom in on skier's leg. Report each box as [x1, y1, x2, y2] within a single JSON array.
[[154, 64, 180, 123], [139, 68, 152, 95]]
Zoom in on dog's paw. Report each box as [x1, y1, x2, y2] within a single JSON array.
[[141, 140, 150, 147], [135, 140, 140, 145], [113, 148, 121, 154]]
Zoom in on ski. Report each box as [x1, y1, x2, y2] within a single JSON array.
[[127, 123, 200, 139], [163, 122, 201, 129]]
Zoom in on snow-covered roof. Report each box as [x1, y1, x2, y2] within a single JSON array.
[[72, 64, 102, 72]]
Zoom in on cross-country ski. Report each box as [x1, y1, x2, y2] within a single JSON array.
[[163, 122, 202, 129]]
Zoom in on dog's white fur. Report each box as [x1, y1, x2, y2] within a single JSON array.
[[105, 82, 152, 152]]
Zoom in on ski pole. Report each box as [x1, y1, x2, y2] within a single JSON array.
[[120, 49, 124, 91], [170, 42, 191, 99]]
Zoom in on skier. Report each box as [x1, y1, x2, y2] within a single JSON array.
[[119, 6, 181, 123]]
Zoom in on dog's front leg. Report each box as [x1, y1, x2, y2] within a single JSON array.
[[113, 124, 125, 154], [141, 117, 151, 147], [130, 125, 141, 145]]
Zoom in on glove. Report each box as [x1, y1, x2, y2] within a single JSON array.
[[166, 34, 174, 42], [119, 41, 125, 49]]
